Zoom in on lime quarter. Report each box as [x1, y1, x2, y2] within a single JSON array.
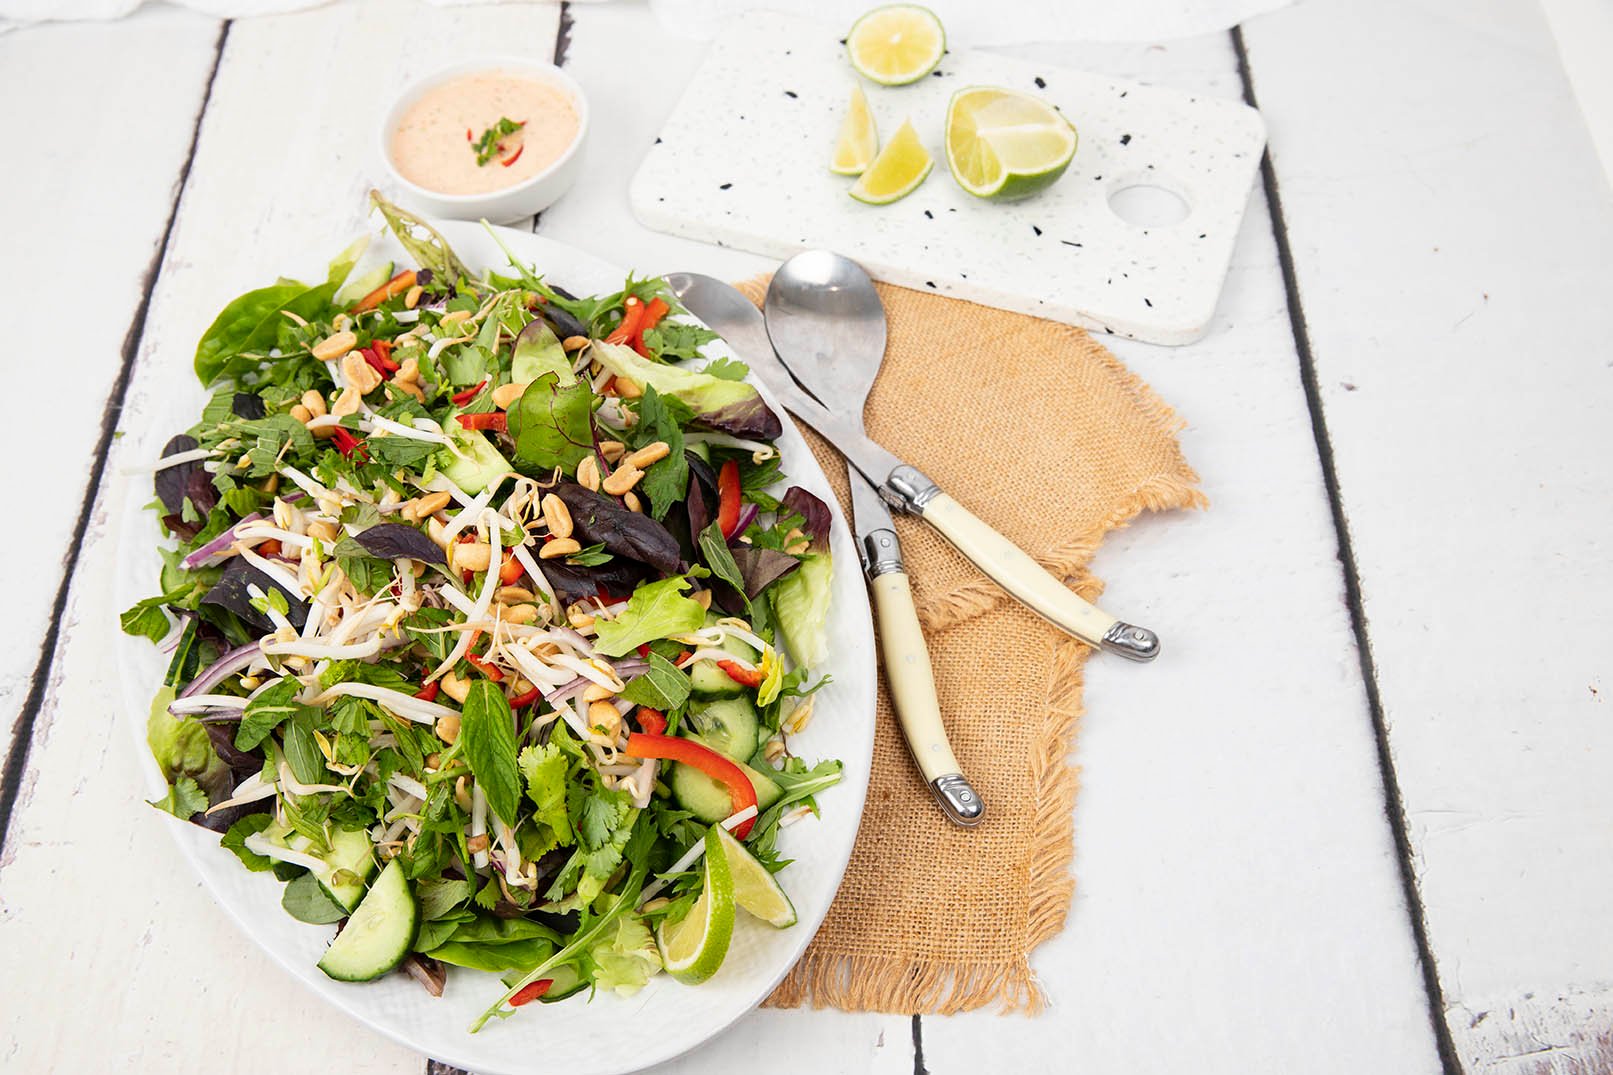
[[713, 825, 797, 928], [655, 827, 736, 985], [830, 83, 880, 176], [846, 4, 947, 86], [849, 118, 933, 205], [944, 85, 1078, 201]]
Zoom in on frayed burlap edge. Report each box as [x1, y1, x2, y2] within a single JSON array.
[[733, 276, 1208, 1015]]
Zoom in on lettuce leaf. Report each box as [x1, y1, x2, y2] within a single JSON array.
[[587, 913, 663, 996], [771, 552, 832, 669], [590, 341, 781, 439], [592, 576, 706, 657]]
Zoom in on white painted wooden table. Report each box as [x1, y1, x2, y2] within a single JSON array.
[[3, 2, 1609, 1073]]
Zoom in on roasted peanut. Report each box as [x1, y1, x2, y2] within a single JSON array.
[[496, 585, 536, 604], [624, 441, 669, 469], [587, 700, 622, 740], [540, 493, 573, 539], [784, 528, 810, 555], [623, 491, 642, 513], [692, 588, 712, 610], [615, 377, 643, 400], [582, 683, 615, 703], [504, 603, 540, 625], [300, 389, 328, 417], [342, 352, 383, 394], [289, 404, 312, 423], [566, 604, 596, 630], [539, 537, 581, 560], [305, 520, 339, 543], [312, 330, 357, 361], [451, 541, 493, 573], [404, 284, 423, 309], [391, 378, 425, 402], [601, 464, 643, 496], [562, 335, 589, 351], [576, 455, 601, 492], [435, 710, 463, 741], [491, 381, 528, 409], [598, 440, 626, 463], [394, 357, 420, 384], [331, 386, 362, 417]]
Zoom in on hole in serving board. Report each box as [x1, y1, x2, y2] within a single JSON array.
[[1107, 183, 1190, 228]]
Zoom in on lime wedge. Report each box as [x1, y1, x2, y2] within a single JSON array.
[[849, 119, 932, 205], [713, 825, 797, 928], [945, 85, 1078, 201], [846, 4, 946, 86], [830, 83, 880, 176], [655, 827, 735, 985]]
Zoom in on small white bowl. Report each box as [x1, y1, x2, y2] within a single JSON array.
[[379, 57, 588, 223]]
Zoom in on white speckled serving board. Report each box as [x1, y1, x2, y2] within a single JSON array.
[[629, 12, 1267, 345]]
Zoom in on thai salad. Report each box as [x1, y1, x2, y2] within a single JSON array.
[[122, 193, 841, 1030]]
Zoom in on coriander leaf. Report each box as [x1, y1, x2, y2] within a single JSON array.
[[592, 575, 705, 657], [507, 371, 596, 475], [618, 652, 691, 711], [701, 356, 750, 381], [236, 677, 303, 751], [631, 385, 688, 520], [149, 775, 209, 820], [642, 320, 719, 363], [518, 742, 571, 844], [472, 117, 525, 166], [575, 785, 632, 850], [461, 681, 522, 827]]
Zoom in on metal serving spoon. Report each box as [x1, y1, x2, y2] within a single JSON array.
[[761, 251, 1159, 660], [764, 254, 984, 827]]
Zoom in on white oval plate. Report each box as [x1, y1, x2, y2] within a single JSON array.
[[113, 222, 875, 1075]]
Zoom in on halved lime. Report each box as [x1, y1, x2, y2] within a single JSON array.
[[849, 119, 932, 205], [846, 4, 946, 86], [713, 825, 797, 928], [945, 85, 1078, 201], [830, 83, 879, 176], [655, 827, 735, 985]]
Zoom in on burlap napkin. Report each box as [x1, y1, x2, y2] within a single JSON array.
[[732, 278, 1205, 1015]]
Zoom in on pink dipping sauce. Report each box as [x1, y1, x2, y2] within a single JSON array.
[[391, 71, 579, 196]]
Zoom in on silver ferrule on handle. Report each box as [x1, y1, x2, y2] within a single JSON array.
[[860, 528, 905, 578], [930, 774, 985, 826], [1099, 621, 1161, 662], [880, 464, 941, 514]]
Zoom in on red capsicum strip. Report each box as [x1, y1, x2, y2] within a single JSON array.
[[623, 733, 757, 838], [509, 979, 553, 1007], [604, 296, 645, 347], [716, 459, 742, 538], [351, 269, 417, 314], [630, 297, 670, 356], [359, 347, 397, 378], [508, 686, 543, 709], [330, 427, 368, 461], [717, 660, 764, 689], [498, 551, 524, 585], [451, 380, 488, 406], [635, 708, 667, 735], [413, 681, 441, 702], [456, 412, 507, 433]]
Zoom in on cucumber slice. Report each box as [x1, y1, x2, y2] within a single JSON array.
[[316, 858, 419, 982], [689, 660, 745, 698], [315, 826, 376, 912], [671, 741, 783, 823], [686, 696, 760, 762], [539, 963, 587, 1002]]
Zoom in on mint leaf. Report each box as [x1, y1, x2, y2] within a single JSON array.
[[698, 522, 751, 614], [236, 677, 303, 751], [281, 872, 348, 924], [121, 587, 188, 642], [461, 681, 521, 827], [618, 652, 691, 711], [592, 575, 706, 658]]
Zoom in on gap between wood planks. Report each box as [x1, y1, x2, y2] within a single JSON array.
[[1230, 25, 1463, 1075], [0, 20, 231, 857]]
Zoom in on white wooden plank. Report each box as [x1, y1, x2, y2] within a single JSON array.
[[1241, 0, 1613, 1066], [0, 4, 559, 1072], [0, 6, 219, 778], [920, 32, 1444, 1074]]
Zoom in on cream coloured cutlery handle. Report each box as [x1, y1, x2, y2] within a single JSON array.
[[917, 492, 1160, 661], [870, 568, 984, 826]]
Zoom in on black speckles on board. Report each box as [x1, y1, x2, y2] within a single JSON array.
[[627, 10, 1268, 346]]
